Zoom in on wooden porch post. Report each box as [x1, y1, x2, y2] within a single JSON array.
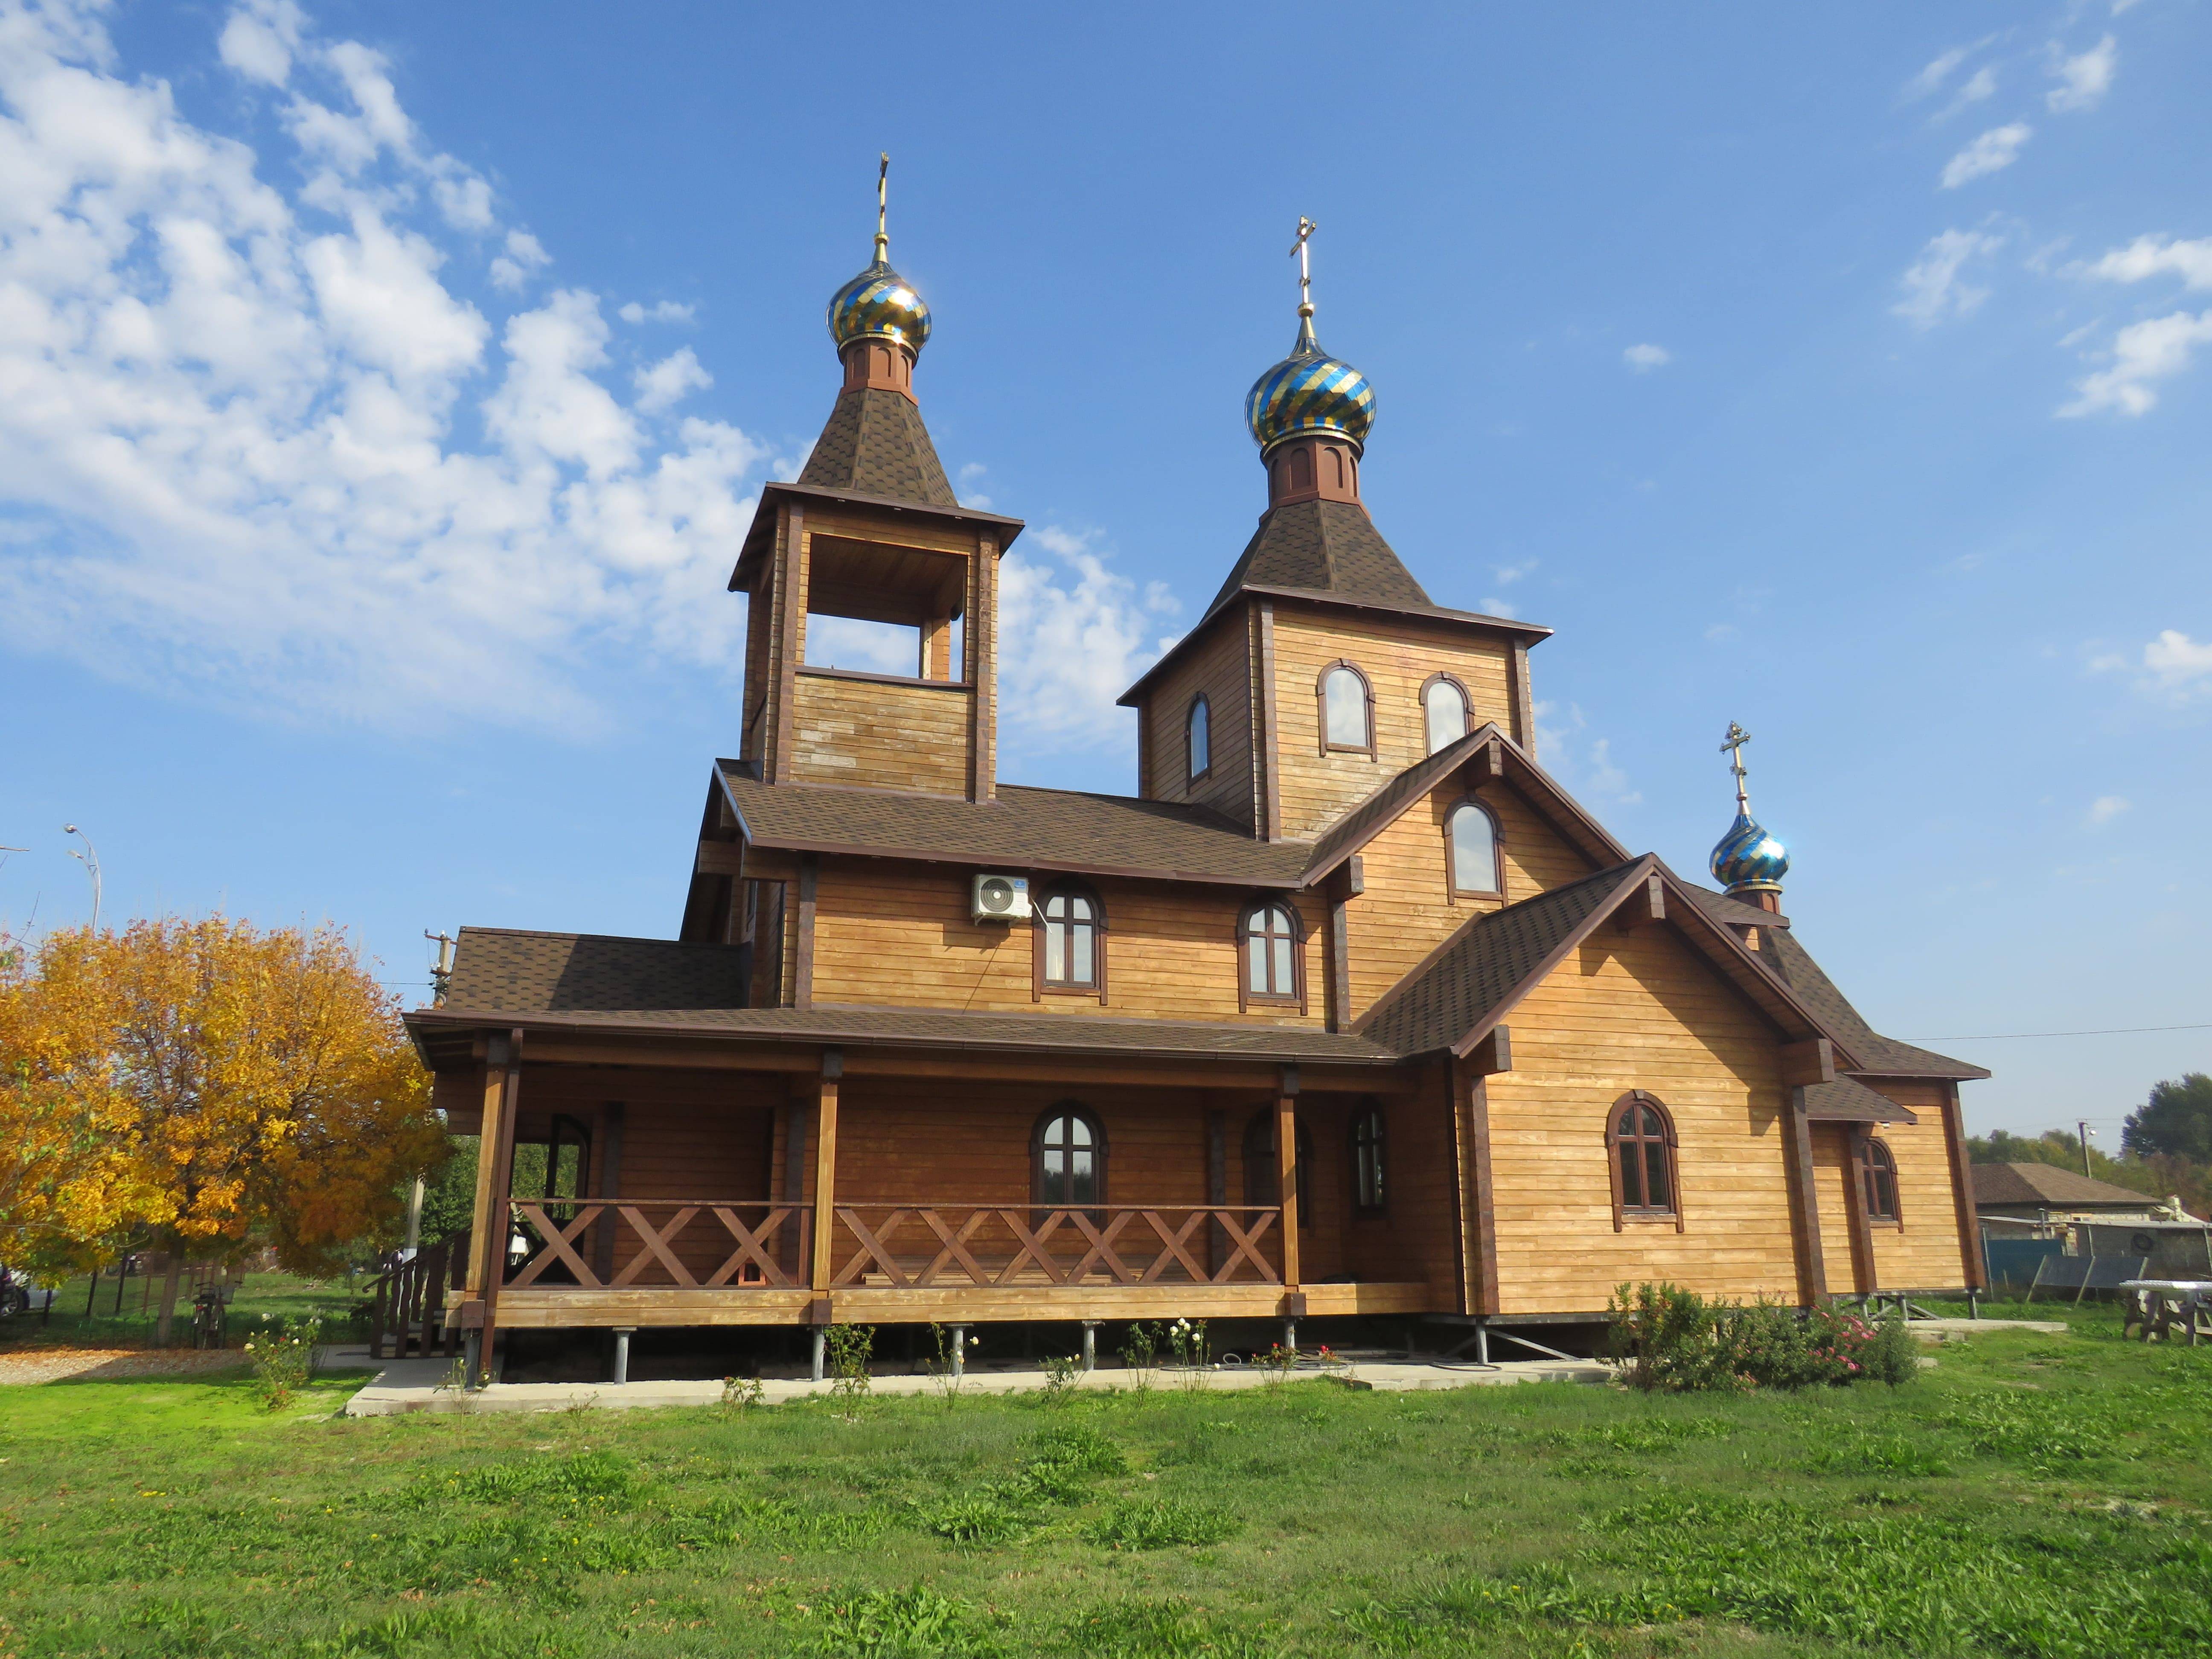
[[809, 1048, 843, 1298], [1781, 1088, 1829, 1307], [460, 1028, 521, 1381], [1842, 1127, 1877, 1297], [1938, 1082, 1987, 1293], [1206, 1109, 1228, 1277], [591, 1101, 626, 1286], [1276, 1066, 1301, 1289]]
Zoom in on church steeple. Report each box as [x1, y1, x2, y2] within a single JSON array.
[[1710, 722, 1791, 913], [798, 155, 958, 507]]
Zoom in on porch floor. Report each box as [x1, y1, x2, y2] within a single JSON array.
[[339, 1351, 1614, 1416]]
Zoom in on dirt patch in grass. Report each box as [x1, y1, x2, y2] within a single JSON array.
[[0, 1348, 250, 1385]]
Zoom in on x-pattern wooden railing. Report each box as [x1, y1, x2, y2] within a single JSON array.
[[504, 1201, 806, 1290], [829, 1205, 1282, 1289]]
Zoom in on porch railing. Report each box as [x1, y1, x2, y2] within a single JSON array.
[[368, 1231, 468, 1359], [499, 1202, 1284, 1291]]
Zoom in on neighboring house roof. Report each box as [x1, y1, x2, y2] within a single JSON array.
[[795, 386, 959, 508], [1801, 1075, 1918, 1124], [1972, 1161, 2162, 1211], [716, 765, 1311, 886], [1750, 925, 1988, 1081]]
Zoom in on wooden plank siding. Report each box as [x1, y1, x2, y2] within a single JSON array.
[[808, 859, 1328, 1026], [1811, 1125, 1863, 1296], [1481, 924, 1802, 1314], [1864, 1083, 1977, 1290], [788, 671, 972, 795], [1342, 780, 1601, 1021], [1269, 610, 1517, 839], [1138, 608, 1257, 830]]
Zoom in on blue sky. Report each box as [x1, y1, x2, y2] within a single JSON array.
[[2, 1, 2207, 1143]]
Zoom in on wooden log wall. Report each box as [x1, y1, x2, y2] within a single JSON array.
[[1342, 779, 1599, 1020], [809, 859, 1327, 1026], [1269, 610, 1516, 839], [1138, 608, 1257, 830], [789, 671, 973, 795], [1481, 924, 1802, 1314]]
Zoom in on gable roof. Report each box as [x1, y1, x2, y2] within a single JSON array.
[[796, 386, 959, 508], [1802, 1075, 1918, 1124], [1751, 925, 1987, 1080], [1972, 1161, 2163, 1210], [716, 763, 1310, 886]]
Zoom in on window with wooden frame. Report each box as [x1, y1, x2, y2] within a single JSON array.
[[1856, 1135, 1902, 1225], [1186, 694, 1211, 783], [1239, 899, 1304, 1009], [1316, 661, 1375, 757], [1034, 884, 1105, 1000], [1033, 1104, 1105, 1206], [1445, 800, 1503, 898], [1351, 1105, 1387, 1214], [1607, 1091, 1683, 1230], [1421, 673, 1471, 755], [1242, 1110, 1313, 1226]]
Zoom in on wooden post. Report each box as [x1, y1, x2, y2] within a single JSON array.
[[1459, 1037, 1507, 1317], [780, 1082, 810, 1281], [1938, 1081, 1986, 1292], [794, 855, 818, 1011], [1276, 1066, 1301, 1289], [591, 1102, 626, 1286], [1206, 1109, 1228, 1277], [968, 536, 997, 802], [809, 1049, 843, 1296], [1841, 1127, 1877, 1296], [478, 1029, 524, 1344], [1781, 1088, 1829, 1307], [769, 504, 806, 783]]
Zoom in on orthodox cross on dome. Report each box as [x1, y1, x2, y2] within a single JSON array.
[[1720, 720, 1753, 812], [874, 152, 890, 263], [1289, 215, 1318, 321]]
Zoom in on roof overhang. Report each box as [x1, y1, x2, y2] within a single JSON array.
[[729, 481, 1026, 591]]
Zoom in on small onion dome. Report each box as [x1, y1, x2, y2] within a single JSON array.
[[827, 257, 931, 357], [1709, 810, 1790, 894], [1245, 312, 1375, 455]]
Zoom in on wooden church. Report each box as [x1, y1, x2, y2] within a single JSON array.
[[407, 192, 1988, 1377]]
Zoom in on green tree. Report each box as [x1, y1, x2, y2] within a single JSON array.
[[2123, 1073, 2212, 1163]]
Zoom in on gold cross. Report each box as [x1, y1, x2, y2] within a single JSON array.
[[1289, 216, 1317, 315], [1719, 722, 1752, 811], [875, 153, 890, 261]]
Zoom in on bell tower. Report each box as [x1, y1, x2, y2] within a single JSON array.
[[728, 160, 1023, 802]]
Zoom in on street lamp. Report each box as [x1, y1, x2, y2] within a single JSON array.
[[61, 824, 100, 931]]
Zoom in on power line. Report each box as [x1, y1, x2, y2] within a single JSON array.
[[1901, 1022, 2212, 1041]]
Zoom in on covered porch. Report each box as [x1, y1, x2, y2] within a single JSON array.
[[416, 1013, 1453, 1374]]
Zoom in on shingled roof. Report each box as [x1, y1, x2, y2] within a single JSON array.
[[1753, 925, 1988, 1080], [1801, 1075, 1918, 1123], [443, 928, 751, 1013], [1202, 499, 1433, 617], [717, 765, 1311, 886], [795, 387, 958, 508], [1972, 1162, 2163, 1210]]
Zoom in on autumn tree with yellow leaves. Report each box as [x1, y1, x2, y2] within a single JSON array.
[[0, 917, 445, 1342]]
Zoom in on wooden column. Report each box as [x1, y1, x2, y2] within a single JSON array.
[[1276, 1067, 1301, 1289], [1938, 1082, 1986, 1292], [967, 536, 997, 802], [1206, 1108, 1228, 1276], [1326, 856, 1361, 1033], [462, 1045, 509, 1300], [794, 855, 818, 1011], [1841, 1127, 1877, 1295], [778, 1080, 809, 1280], [591, 1101, 625, 1286], [768, 504, 806, 783], [1508, 641, 1536, 759], [1255, 600, 1281, 841], [1781, 1089, 1828, 1307], [469, 1029, 523, 1336], [1460, 1030, 1509, 1317], [808, 1049, 843, 1297]]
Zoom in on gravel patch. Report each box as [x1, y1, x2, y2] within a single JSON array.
[[0, 1348, 250, 1385]]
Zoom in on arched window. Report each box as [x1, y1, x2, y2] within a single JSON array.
[[1422, 675, 1470, 755], [1034, 1105, 1105, 1207], [1446, 801, 1502, 897], [1607, 1091, 1681, 1230], [1352, 1106, 1386, 1214], [1186, 695, 1211, 782], [1857, 1137, 1901, 1225], [1318, 662, 1374, 755], [1242, 1110, 1313, 1225], [1037, 885, 1102, 995], [1240, 901, 1301, 1006]]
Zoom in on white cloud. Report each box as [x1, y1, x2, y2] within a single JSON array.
[[1893, 228, 2001, 326], [488, 229, 549, 291], [2143, 629, 2212, 691], [956, 460, 992, 509], [1531, 701, 1641, 806], [1479, 597, 1519, 618], [2083, 233, 2212, 291], [2059, 310, 2212, 416], [2048, 35, 2118, 112], [1937, 65, 1999, 120], [633, 346, 711, 414], [1941, 123, 2032, 188], [1622, 343, 1671, 372], [0, 0, 775, 735], [616, 299, 695, 324], [1905, 44, 1973, 99], [995, 526, 1179, 755], [804, 614, 920, 676], [2087, 795, 2131, 825], [1493, 559, 1537, 585]]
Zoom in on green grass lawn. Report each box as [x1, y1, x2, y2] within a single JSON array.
[[2, 1308, 2208, 1658], [5, 1271, 370, 1353]]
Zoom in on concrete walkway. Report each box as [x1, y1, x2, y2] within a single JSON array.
[[340, 1355, 1613, 1417], [1910, 1317, 2069, 1337]]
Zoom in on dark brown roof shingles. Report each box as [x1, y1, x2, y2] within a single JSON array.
[[795, 387, 959, 509]]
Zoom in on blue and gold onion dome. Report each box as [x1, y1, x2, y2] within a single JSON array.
[[827, 255, 931, 356], [1709, 811, 1790, 892], [1245, 314, 1375, 453]]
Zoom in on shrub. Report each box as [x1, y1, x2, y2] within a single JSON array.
[[242, 1313, 321, 1410], [824, 1322, 874, 1399], [1608, 1282, 1918, 1393]]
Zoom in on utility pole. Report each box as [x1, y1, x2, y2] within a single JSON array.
[[2077, 1121, 2094, 1177]]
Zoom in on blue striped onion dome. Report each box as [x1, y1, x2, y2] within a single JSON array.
[[1245, 314, 1375, 453], [1710, 811, 1790, 892], [827, 257, 931, 356]]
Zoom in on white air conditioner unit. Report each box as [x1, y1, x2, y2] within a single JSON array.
[[971, 873, 1030, 923]]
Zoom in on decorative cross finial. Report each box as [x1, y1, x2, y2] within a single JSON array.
[[874, 152, 890, 262], [1719, 721, 1752, 813], [1289, 216, 1318, 318]]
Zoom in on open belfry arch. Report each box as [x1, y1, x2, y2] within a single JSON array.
[[407, 178, 1988, 1380]]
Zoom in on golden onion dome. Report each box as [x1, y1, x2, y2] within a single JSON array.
[[1245, 310, 1375, 454], [827, 247, 931, 358]]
